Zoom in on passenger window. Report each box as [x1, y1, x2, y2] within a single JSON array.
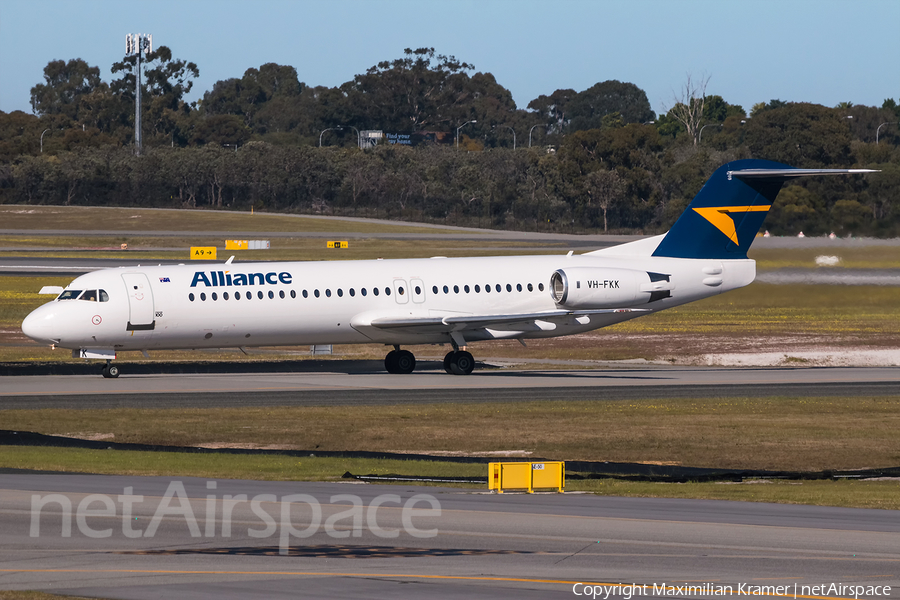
[[453, 285, 459, 294], [443, 285, 449, 294], [290, 290, 296, 299], [337, 289, 343, 297], [268, 290, 274, 299], [527, 283, 533, 292], [200, 293, 207, 301], [496, 284, 501, 292], [349, 288, 355, 297], [58, 290, 82, 300], [303, 290, 308, 298], [224, 292, 230, 300], [415, 286, 421, 295], [432, 286, 438, 294], [212, 292, 218, 301], [279, 290, 285, 299], [516, 284, 522, 292], [314, 289, 320, 298], [475, 285, 481, 293], [258, 291, 264, 299], [506, 284, 512, 292], [464, 285, 470, 293], [485, 284, 491, 293], [385, 287, 391, 296], [398, 286, 404, 295], [235, 292, 240, 300], [99, 289, 109, 302], [325, 289, 332, 298], [189, 293, 195, 302], [362, 288, 367, 296], [539, 283, 545, 292], [246, 291, 252, 300], [373, 288, 379, 296]]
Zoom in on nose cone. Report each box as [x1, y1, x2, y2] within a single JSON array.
[[22, 303, 57, 344]]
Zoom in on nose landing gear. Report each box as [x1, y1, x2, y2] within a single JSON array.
[[101, 360, 119, 379]]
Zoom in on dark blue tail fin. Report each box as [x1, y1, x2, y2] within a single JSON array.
[[652, 159, 876, 260]]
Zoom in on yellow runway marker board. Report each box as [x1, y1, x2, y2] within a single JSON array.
[[190, 246, 217, 260]]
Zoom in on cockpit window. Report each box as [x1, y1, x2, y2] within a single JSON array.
[[57, 290, 82, 300], [99, 289, 109, 302], [81, 290, 98, 302]]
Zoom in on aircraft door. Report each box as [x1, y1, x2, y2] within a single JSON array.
[[121, 273, 156, 330], [392, 279, 409, 304], [410, 278, 426, 304]]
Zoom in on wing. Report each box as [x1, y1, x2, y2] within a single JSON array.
[[366, 308, 648, 334]]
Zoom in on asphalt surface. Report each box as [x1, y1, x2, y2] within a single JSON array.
[[2, 474, 899, 599], [3, 366, 900, 409]]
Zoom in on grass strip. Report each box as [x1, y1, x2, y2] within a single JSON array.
[[2, 446, 898, 510], [2, 395, 899, 471], [0, 206, 464, 234]]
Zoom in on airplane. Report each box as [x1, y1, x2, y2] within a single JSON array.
[[21, 159, 877, 378]]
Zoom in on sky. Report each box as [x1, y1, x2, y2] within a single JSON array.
[[1, 0, 898, 117]]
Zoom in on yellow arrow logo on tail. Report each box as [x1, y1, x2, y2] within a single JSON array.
[[692, 205, 771, 245]]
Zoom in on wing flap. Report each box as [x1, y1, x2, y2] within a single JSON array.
[[368, 308, 648, 331]]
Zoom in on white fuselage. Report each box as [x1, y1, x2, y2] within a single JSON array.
[[21, 253, 756, 353]]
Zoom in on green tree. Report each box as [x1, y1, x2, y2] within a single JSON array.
[[344, 47, 478, 131], [30, 59, 106, 120], [743, 103, 852, 167], [111, 45, 199, 145], [527, 88, 577, 133], [583, 168, 625, 231], [567, 80, 654, 132]]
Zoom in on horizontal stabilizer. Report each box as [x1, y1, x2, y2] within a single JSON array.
[[728, 168, 879, 179]]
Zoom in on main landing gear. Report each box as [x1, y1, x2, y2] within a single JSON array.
[[101, 360, 119, 379], [383, 344, 476, 375], [384, 346, 416, 374], [443, 350, 474, 375]]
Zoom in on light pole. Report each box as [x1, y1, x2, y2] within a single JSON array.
[[319, 126, 359, 148], [125, 33, 153, 156], [699, 123, 723, 143], [529, 124, 549, 148], [876, 122, 898, 144], [456, 120, 477, 149], [344, 125, 360, 149], [492, 125, 516, 149], [319, 128, 336, 147], [40, 129, 50, 154]]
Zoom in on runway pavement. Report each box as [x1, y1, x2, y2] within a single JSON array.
[[3, 366, 900, 409], [1, 474, 899, 600]]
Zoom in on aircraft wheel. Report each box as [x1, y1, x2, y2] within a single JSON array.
[[384, 350, 399, 374], [101, 364, 120, 379], [449, 350, 475, 375], [443, 351, 455, 374], [394, 350, 416, 374]]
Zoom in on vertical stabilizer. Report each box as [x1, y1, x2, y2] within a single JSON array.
[[652, 159, 878, 259]]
